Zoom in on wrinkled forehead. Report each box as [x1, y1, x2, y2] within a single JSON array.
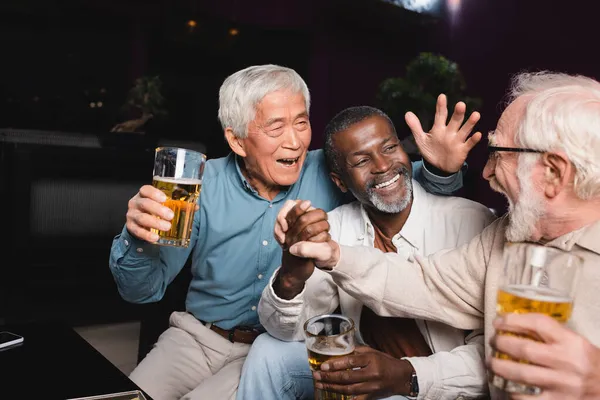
[[489, 96, 529, 146]]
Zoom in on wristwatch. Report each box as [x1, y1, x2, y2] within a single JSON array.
[[407, 371, 419, 399]]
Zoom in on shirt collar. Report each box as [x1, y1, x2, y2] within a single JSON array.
[[232, 153, 258, 194], [397, 179, 424, 250], [546, 219, 600, 255], [357, 179, 423, 250]]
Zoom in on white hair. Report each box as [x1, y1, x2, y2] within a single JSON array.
[[218, 64, 311, 139], [508, 71, 600, 199]]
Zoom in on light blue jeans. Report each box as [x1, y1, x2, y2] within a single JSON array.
[[237, 333, 408, 400]]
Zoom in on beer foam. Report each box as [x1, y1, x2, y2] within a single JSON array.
[[310, 346, 355, 357], [503, 284, 572, 303], [153, 176, 202, 185]]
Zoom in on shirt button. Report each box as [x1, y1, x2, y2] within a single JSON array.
[[136, 247, 144, 253], [124, 239, 129, 246], [251, 306, 257, 311], [257, 274, 263, 279], [262, 240, 268, 246], [269, 204, 273, 208]]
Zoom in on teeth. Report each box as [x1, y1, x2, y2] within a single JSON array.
[[375, 174, 400, 189]]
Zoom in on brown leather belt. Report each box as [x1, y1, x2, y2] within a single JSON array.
[[204, 322, 262, 345]]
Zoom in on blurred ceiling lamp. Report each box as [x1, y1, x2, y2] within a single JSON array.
[[447, 0, 461, 14], [187, 19, 197, 32], [228, 27, 239, 36]]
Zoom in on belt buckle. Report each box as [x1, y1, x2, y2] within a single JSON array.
[[236, 325, 259, 334]]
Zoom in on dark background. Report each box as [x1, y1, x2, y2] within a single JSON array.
[[1, 0, 599, 344]]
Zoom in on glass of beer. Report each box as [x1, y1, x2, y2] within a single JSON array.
[[304, 314, 355, 400], [151, 147, 206, 247], [491, 243, 582, 395]]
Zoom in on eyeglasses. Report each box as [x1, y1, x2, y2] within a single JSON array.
[[487, 145, 543, 163]]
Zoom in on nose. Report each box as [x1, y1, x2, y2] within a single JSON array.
[[282, 126, 300, 150], [482, 157, 494, 181], [372, 154, 392, 174]]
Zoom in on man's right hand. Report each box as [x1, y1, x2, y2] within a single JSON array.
[[273, 200, 331, 299], [125, 185, 175, 243]]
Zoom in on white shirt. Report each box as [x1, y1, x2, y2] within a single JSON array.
[[259, 180, 496, 399]]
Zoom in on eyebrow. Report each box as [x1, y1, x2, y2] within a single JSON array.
[[348, 136, 396, 157], [488, 131, 497, 146], [263, 112, 309, 127]]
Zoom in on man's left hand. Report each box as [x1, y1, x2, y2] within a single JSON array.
[[489, 313, 600, 400], [406, 93, 482, 173], [313, 346, 414, 398]]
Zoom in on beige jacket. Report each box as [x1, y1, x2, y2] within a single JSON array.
[[329, 215, 600, 397], [259, 181, 496, 400]]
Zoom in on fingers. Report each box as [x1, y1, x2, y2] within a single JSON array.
[[321, 353, 369, 372], [307, 231, 331, 243], [493, 314, 569, 344], [275, 200, 301, 244], [126, 218, 160, 243], [286, 209, 329, 246], [285, 200, 312, 229], [465, 131, 483, 151], [139, 185, 167, 203], [489, 358, 578, 392], [457, 111, 481, 139], [492, 334, 558, 368], [432, 93, 448, 128], [289, 241, 339, 268], [446, 101, 467, 133], [404, 111, 425, 139]]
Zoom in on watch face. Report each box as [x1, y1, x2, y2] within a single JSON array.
[[409, 372, 419, 397]]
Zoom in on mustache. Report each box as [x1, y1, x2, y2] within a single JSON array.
[[366, 165, 410, 189], [489, 178, 505, 194]]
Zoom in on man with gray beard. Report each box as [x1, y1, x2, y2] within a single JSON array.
[[236, 105, 495, 400], [281, 72, 600, 399]]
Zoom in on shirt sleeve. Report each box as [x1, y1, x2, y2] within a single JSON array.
[[411, 160, 466, 195], [327, 217, 506, 330], [404, 330, 487, 400], [258, 207, 345, 341], [108, 211, 199, 304]]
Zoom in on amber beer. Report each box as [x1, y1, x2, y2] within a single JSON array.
[[150, 177, 202, 247], [495, 284, 573, 360], [304, 315, 356, 400], [491, 243, 582, 395]]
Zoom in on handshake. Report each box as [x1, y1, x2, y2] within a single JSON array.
[[272, 200, 341, 300]]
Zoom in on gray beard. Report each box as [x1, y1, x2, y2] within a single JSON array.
[[364, 168, 413, 214], [505, 155, 545, 242]]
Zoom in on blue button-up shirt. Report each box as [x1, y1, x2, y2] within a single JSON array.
[[109, 150, 462, 330]]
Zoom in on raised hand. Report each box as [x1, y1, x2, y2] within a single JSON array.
[[405, 93, 482, 173], [312, 346, 414, 398], [125, 185, 175, 243], [489, 313, 600, 400]]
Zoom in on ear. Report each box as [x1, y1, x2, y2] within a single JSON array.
[[225, 128, 247, 158], [330, 171, 348, 193], [542, 152, 572, 198]]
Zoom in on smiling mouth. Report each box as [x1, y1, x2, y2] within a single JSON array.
[[374, 173, 401, 189], [277, 157, 300, 167]]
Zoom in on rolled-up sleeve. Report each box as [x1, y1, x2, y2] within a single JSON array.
[[109, 221, 194, 304]]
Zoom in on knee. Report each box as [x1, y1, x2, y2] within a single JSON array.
[[245, 333, 304, 372]]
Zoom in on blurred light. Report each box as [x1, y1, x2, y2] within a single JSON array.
[[32, 96, 40, 102], [228, 27, 239, 36], [100, 88, 107, 94], [89, 102, 96, 108], [385, 0, 440, 13], [97, 101, 103, 108], [447, 0, 461, 13], [187, 20, 197, 28]]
